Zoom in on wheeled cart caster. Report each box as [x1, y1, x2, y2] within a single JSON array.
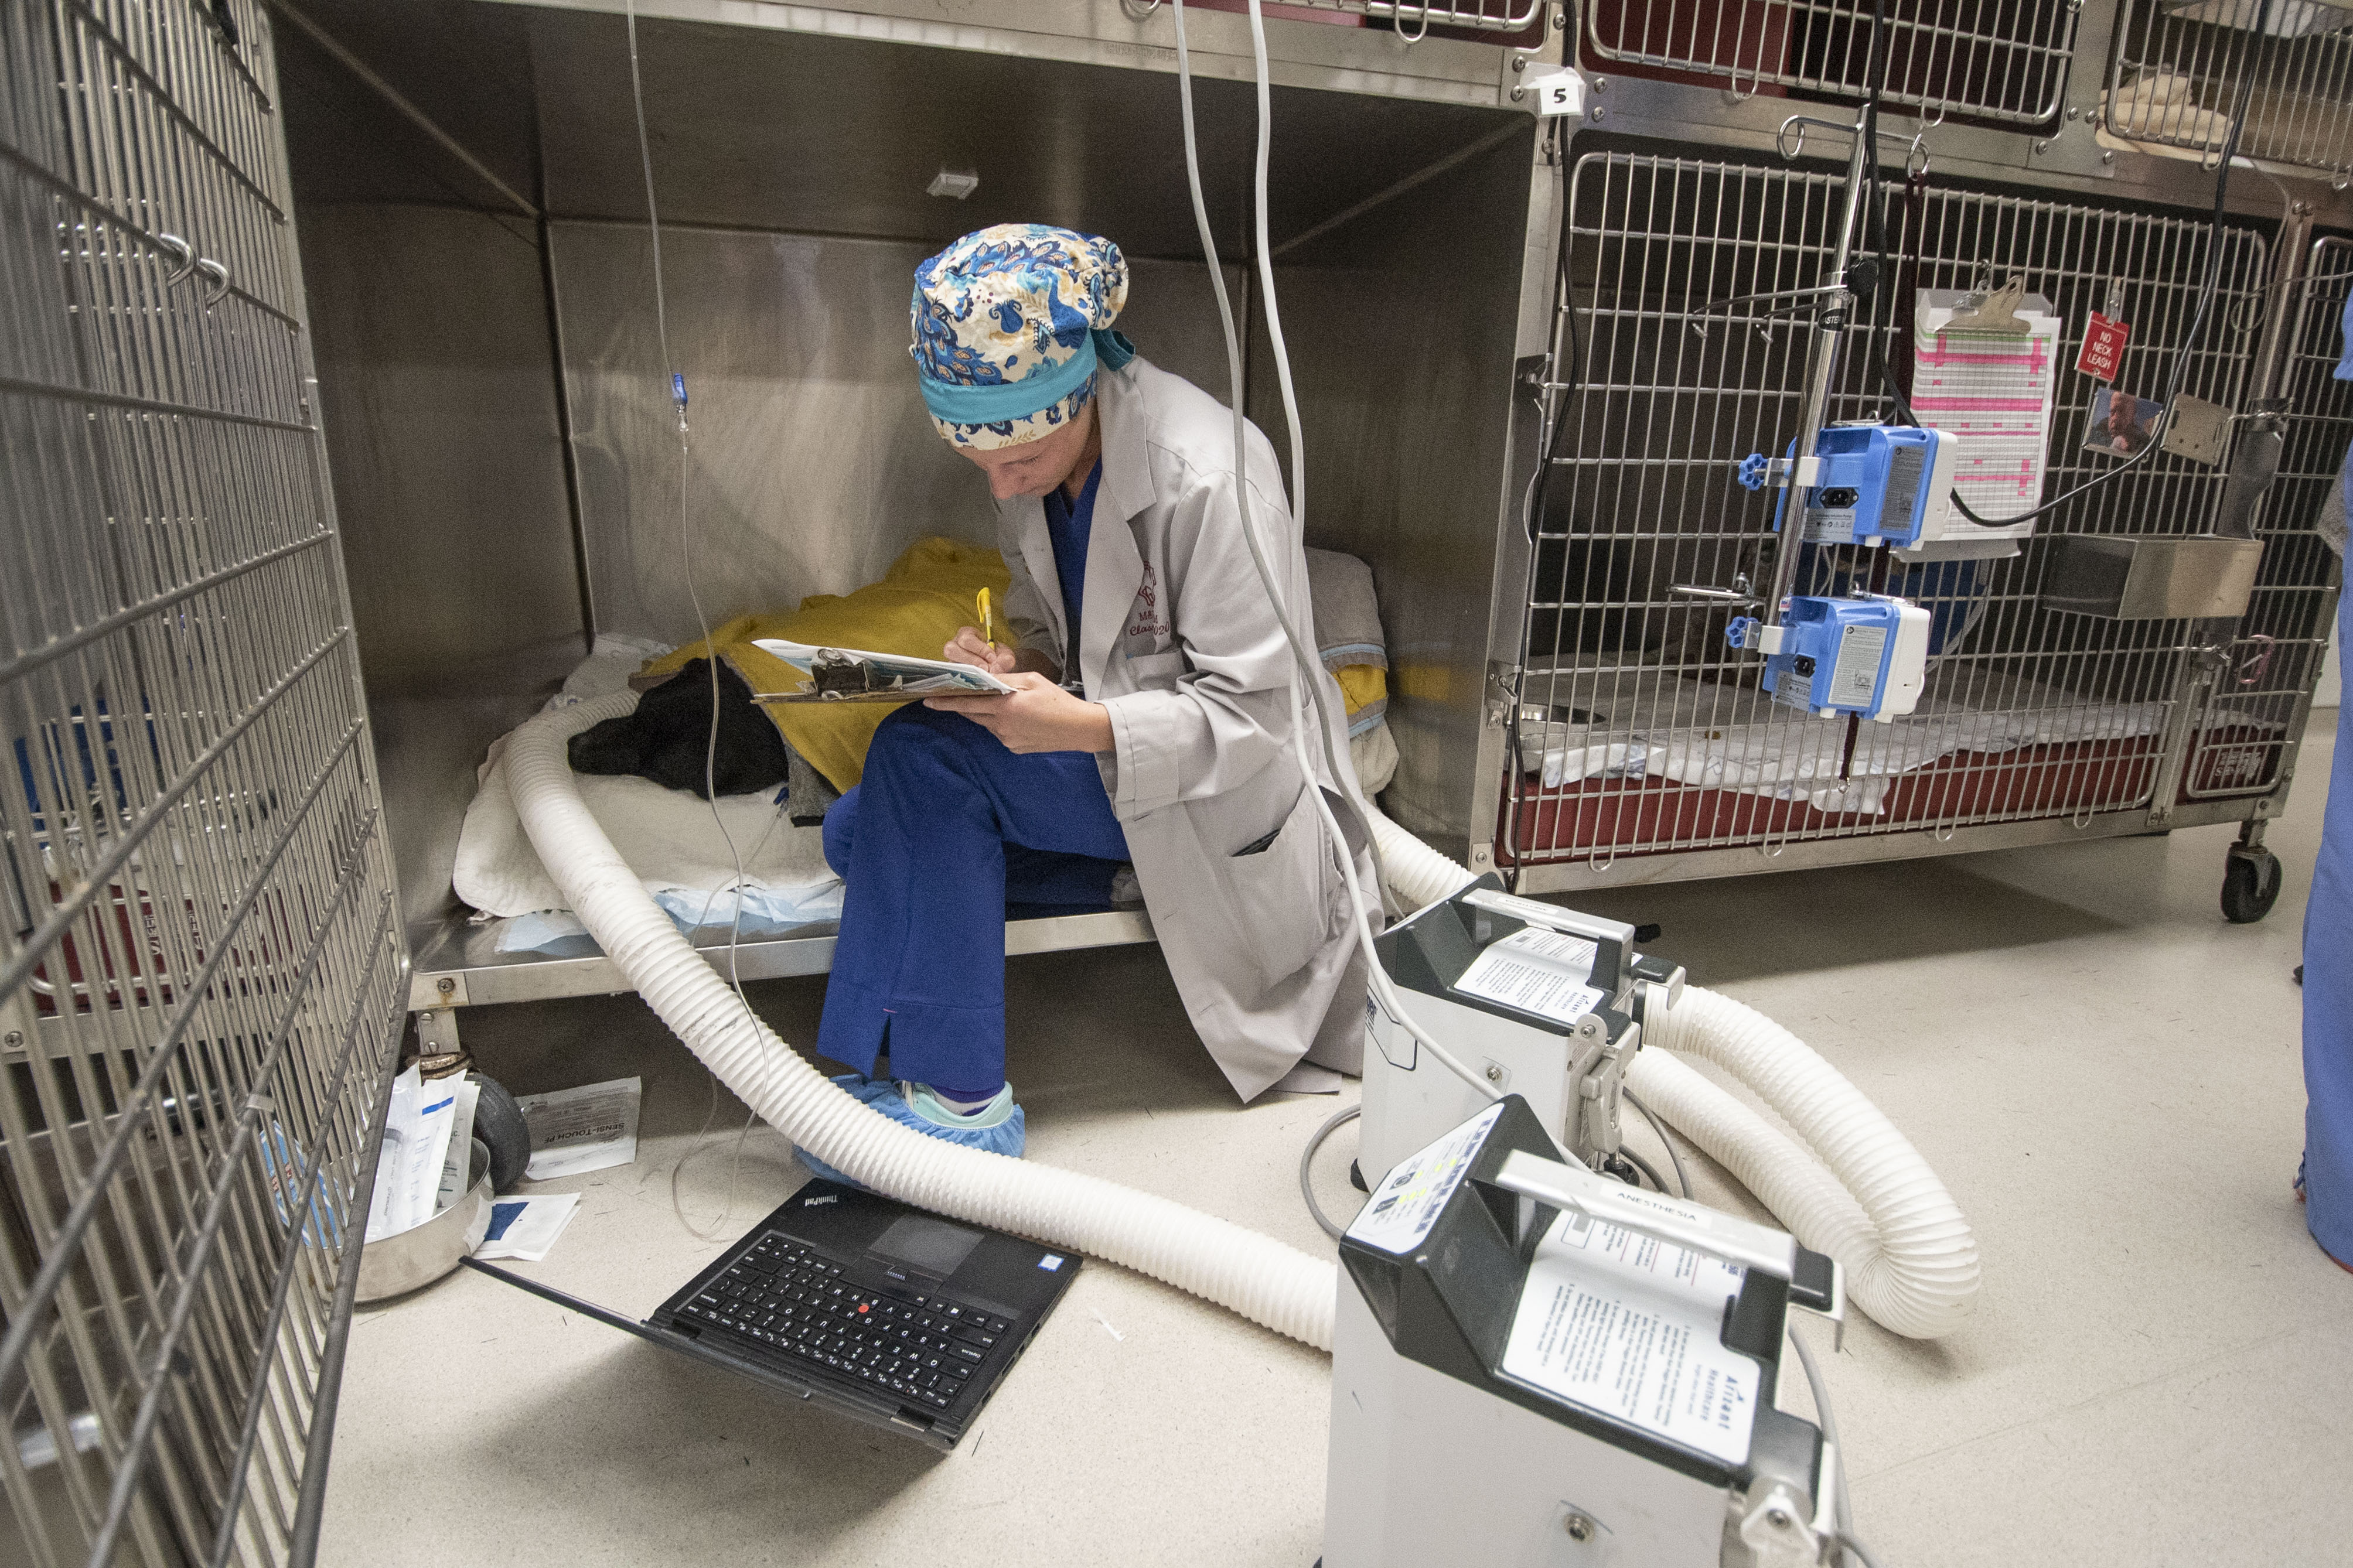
[[466, 1072, 534, 1193], [2222, 842, 2283, 924]]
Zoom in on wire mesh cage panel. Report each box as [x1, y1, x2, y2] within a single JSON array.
[[1580, 1, 2083, 126], [1505, 146, 2296, 872], [2180, 233, 2352, 801], [1, 1, 405, 1564], [2106, 0, 2353, 185]]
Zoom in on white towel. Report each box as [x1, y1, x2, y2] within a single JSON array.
[[451, 634, 843, 925]]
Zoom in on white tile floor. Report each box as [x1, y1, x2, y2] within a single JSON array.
[[322, 722, 2348, 1568]]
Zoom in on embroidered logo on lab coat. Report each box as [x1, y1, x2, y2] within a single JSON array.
[[1124, 564, 1168, 648]]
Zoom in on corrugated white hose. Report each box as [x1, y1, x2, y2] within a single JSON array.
[[1643, 990, 1979, 1340], [504, 690, 1339, 1349], [1360, 807, 1980, 1340]]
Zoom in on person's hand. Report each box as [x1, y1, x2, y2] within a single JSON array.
[[925, 673, 1114, 755], [943, 626, 1019, 675]]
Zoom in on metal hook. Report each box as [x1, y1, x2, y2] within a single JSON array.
[[1906, 134, 1931, 179], [1395, 1, 1432, 45], [156, 233, 195, 288], [195, 257, 230, 308], [2236, 634, 2276, 689], [1117, 0, 1160, 18]]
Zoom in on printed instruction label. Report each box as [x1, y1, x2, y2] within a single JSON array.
[[1346, 1101, 1505, 1256], [1502, 1210, 1758, 1465], [1829, 624, 1888, 709], [1800, 506, 1858, 545], [2076, 310, 2131, 382], [1452, 927, 1604, 1026]]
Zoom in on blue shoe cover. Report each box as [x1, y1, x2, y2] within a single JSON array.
[[796, 1074, 1025, 1187]]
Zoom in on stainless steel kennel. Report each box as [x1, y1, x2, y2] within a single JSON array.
[[8, 4, 2351, 1559]]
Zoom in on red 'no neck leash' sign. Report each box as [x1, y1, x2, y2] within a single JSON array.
[[2078, 311, 2130, 381]]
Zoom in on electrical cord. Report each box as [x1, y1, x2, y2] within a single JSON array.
[[1834, 1529, 1890, 1568], [1172, 0, 1506, 1112], [1622, 1084, 1691, 1198], [1790, 1323, 1898, 1568], [1613, 1145, 1669, 1195], [624, 0, 771, 1242], [1850, 0, 2265, 532], [1298, 1102, 1362, 1241]]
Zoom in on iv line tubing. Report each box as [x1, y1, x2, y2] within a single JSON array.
[[1175, 0, 1498, 1109], [1168, 0, 1390, 915], [627, 0, 780, 1239]]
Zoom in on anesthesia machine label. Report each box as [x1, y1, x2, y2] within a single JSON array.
[[1346, 1101, 1506, 1256], [1451, 928, 1604, 1026], [1502, 1210, 1758, 1465], [1829, 625, 1890, 709]]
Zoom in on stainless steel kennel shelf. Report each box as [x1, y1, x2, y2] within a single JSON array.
[[399, 907, 1156, 1014]]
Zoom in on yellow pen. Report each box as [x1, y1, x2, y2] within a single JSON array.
[[976, 587, 996, 654]]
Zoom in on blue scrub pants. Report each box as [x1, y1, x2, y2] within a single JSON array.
[[816, 705, 1129, 1098], [2306, 552, 2353, 1269]]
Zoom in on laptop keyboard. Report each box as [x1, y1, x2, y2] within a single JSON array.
[[676, 1233, 1014, 1411]]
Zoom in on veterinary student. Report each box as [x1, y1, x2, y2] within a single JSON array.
[[800, 224, 1372, 1178]]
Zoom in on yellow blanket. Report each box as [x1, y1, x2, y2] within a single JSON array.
[[639, 537, 1010, 793]]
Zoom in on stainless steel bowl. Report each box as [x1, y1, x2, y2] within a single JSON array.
[[355, 1139, 495, 1304]]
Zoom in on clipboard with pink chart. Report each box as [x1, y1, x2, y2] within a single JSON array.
[[1910, 289, 2063, 526]]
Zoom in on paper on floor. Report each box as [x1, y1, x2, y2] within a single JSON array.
[[517, 1077, 642, 1180], [366, 1065, 461, 1242], [475, 1193, 581, 1263], [434, 1077, 481, 1209]]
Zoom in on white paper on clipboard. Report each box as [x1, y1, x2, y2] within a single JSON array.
[[749, 639, 1015, 701], [1911, 290, 2064, 524]]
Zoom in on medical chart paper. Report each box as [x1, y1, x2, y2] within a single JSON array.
[[751, 639, 1014, 701], [1911, 291, 2062, 523], [1346, 1101, 1506, 1256], [1452, 927, 1604, 1025], [1502, 1209, 1758, 1464]]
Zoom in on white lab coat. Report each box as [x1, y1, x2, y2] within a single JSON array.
[[995, 356, 1373, 1101]]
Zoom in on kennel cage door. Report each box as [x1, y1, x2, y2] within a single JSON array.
[[1, 2, 408, 1565]]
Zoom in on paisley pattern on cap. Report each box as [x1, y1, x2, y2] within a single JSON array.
[[910, 224, 1130, 449]]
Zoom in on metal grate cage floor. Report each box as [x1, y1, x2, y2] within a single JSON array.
[[2, 1, 405, 1564], [1581, 0, 2083, 127], [1502, 145, 2338, 871], [2106, 0, 2353, 185]]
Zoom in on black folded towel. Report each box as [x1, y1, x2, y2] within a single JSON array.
[[567, 658, 790, 801]]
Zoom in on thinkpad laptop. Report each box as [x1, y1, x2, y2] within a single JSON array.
[[466, 1180, 1079, 1450]]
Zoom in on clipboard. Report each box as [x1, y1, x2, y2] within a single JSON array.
[[749, 639, 1015, 704]]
